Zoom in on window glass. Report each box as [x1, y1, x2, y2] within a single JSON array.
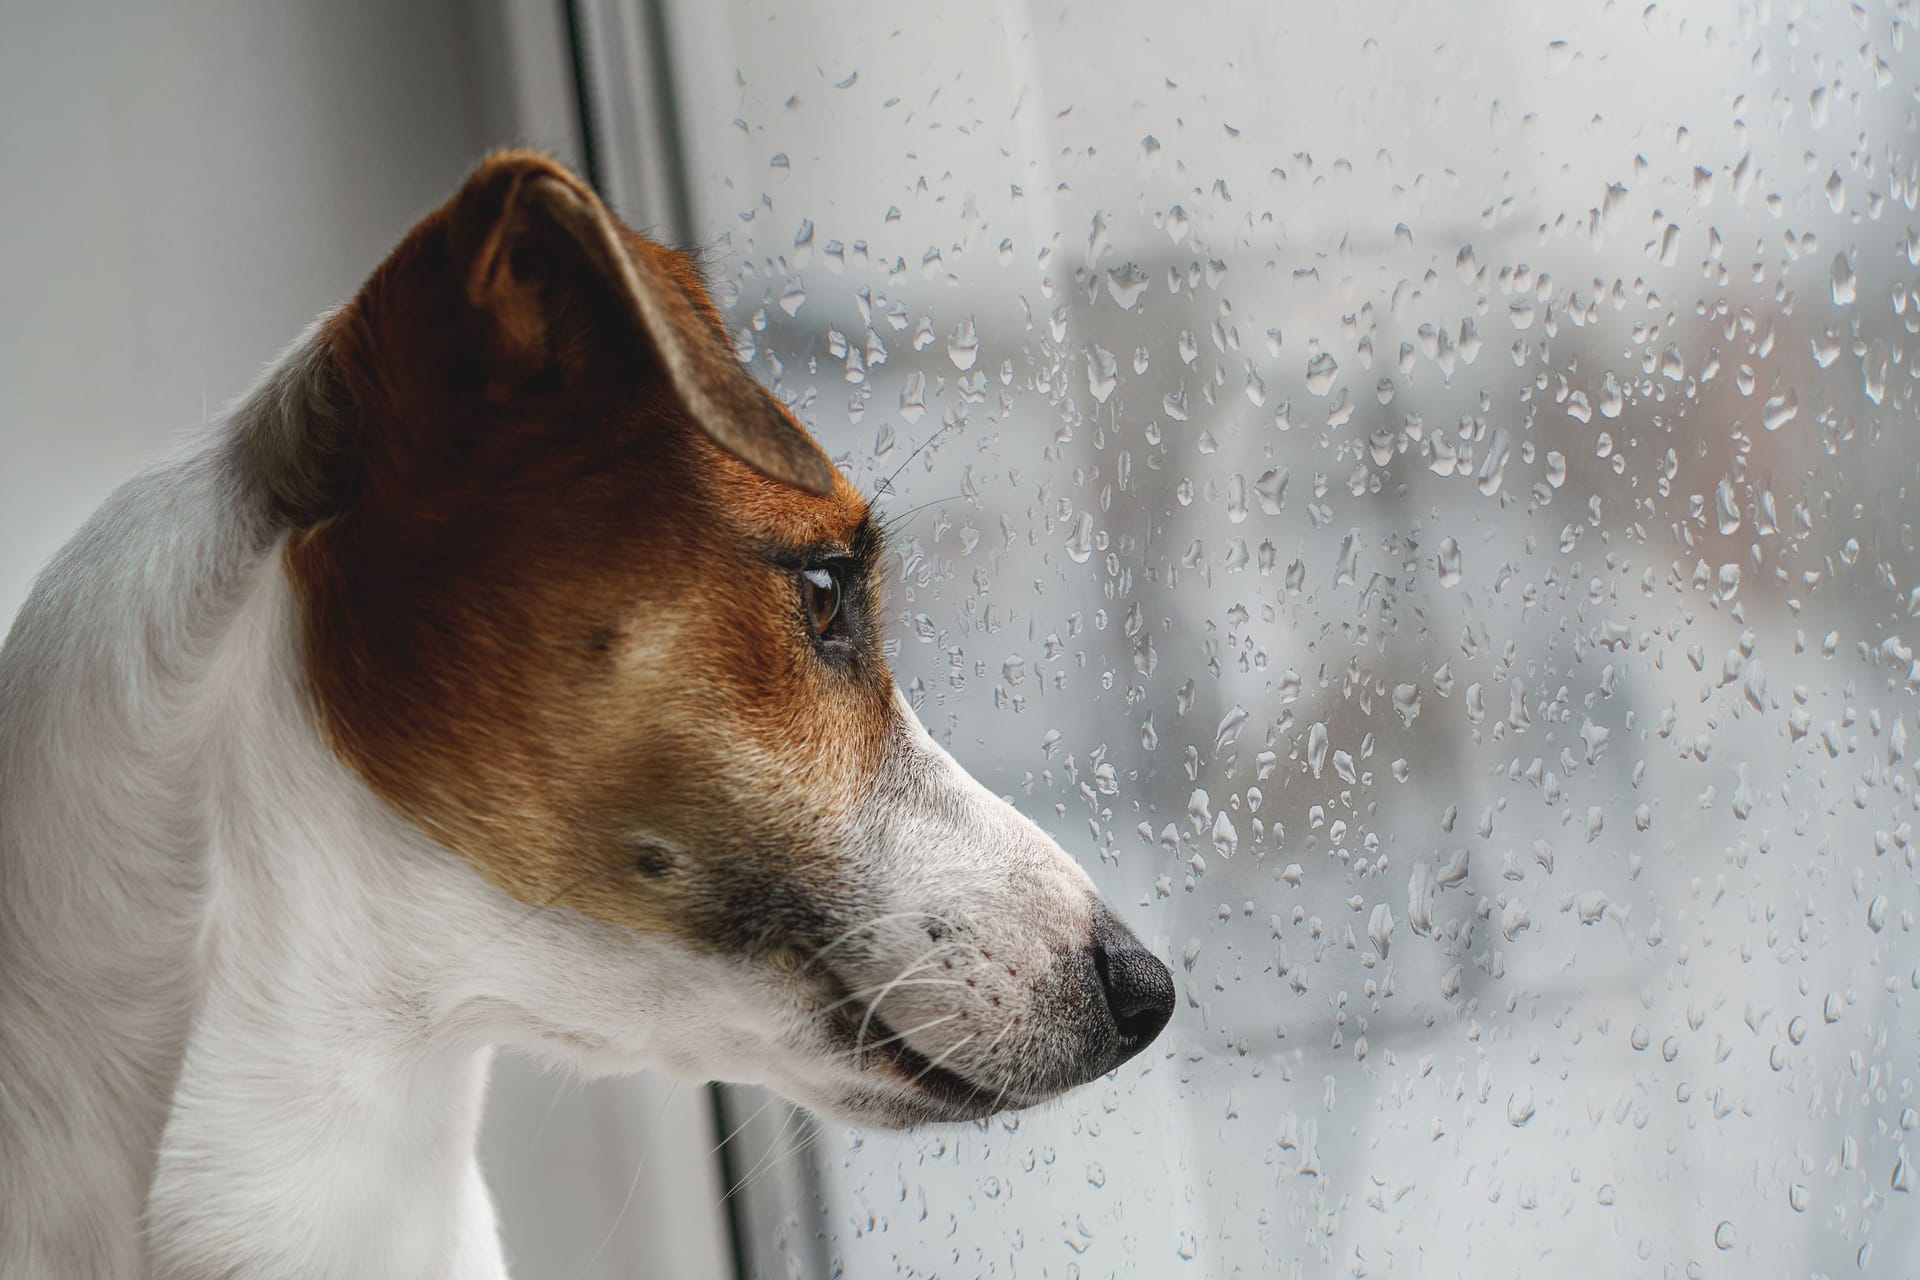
[[662, 3, 1920, 1272]]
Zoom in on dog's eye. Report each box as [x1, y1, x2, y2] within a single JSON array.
[[799, 568, 841, 638]]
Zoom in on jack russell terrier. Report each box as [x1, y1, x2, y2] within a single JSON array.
[[0, 151, 1174, 1277]]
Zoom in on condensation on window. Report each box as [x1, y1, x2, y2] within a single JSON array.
[[661, 2, 1920, 1274]]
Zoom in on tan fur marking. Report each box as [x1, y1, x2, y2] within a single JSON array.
[[286, 153, 890, 947]]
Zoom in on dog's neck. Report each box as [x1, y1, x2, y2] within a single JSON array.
[[151, 889, 504, 1278], [0, 413, 527, 1276], [143, 518, 518, 1278]]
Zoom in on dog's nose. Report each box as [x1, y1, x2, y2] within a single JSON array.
[[1088, 905, 1175, 1053]]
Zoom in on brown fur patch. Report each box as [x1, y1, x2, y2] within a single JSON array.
[[285, 152, 892, 948]]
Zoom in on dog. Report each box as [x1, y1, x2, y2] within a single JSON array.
[[0, 151, 1174, 1278]]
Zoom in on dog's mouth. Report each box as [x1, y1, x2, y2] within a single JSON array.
[[812, 969, 1027, 1123]]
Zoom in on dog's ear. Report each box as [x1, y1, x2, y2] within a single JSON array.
[[447, 153, 833, 496]]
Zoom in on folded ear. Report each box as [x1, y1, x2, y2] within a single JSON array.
[[449, 153, 832, 495]]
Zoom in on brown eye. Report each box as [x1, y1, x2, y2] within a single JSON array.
[[799, 568, 841, 638]]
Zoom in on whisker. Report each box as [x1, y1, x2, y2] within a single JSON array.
[[817, 1011, 964, 1068], [706, 1092, 778, 1159], [816, 976, 967, 1017], [718, 1103, 802, 1209], [730, 1111, 820, 1208], [578, 1080, 680, 1277], [872, 418, 961, 502], [797, 909, 973, 974], [980, 1033, 1024, 1116], [907, 1032, 976, 1086], [876, 492, 963, 537], [850, 946, 975, 1067]]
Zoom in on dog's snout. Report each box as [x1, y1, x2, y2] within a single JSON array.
[[1088, 906, 1175, 1053]]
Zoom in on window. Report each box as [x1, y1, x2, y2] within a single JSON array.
[[570, 1, 1920, 1272]]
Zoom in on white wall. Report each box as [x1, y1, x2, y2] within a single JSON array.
[[0, 5, 727, 1276], [2, 3, 483, 617]]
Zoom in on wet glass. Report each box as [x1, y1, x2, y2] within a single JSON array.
[[656, 2, 1920, 1273]]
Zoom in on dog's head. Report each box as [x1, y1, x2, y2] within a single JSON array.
[[267, 152, 1172, 1125]]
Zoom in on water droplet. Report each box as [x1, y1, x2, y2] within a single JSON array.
[[1506, 1087, 1535, 1127], [1714, 478, 1741, 534], [1366, 903, 1394, 958], [1307, 723, 1329, 778], [1692, 164, 1716, 205], [1255, 467, 1288, 514], [1210, 475, 1242, 527], [1476, 429, 1510, 496], [1334, 531, 1360, 586], [1086, 346, 1118, 404], [1106, 262, 1150, 310], [1392, 683, 1422, 727], [1406, 863, 1435, 934], [1598, 372, 1624, 418], [1713, 1221, 1736, 1251], [1811, 327, 1842, 368], [1458, 318, 1483, 364], [1831, 252, 1857, 306], [1762, 389, 1798, 432], [899, 371, 927, 423], [947, 319, 978, 371], [1332, 750, 1355, 784], [1436, 537, 1463, 587], [1064, 513, 1094, 564], [1214, 705, 1248, 754], [1244, 366, 1267, 408], [1211, 812, 1239, 858], [1864, 338, 1889, 404], [1304, 352, 1339, 396]]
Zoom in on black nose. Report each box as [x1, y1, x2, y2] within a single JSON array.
[[1088, 905, 1176, 1053]]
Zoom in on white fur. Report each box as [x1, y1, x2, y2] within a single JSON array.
[[0, 336, 1122, 1277]]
